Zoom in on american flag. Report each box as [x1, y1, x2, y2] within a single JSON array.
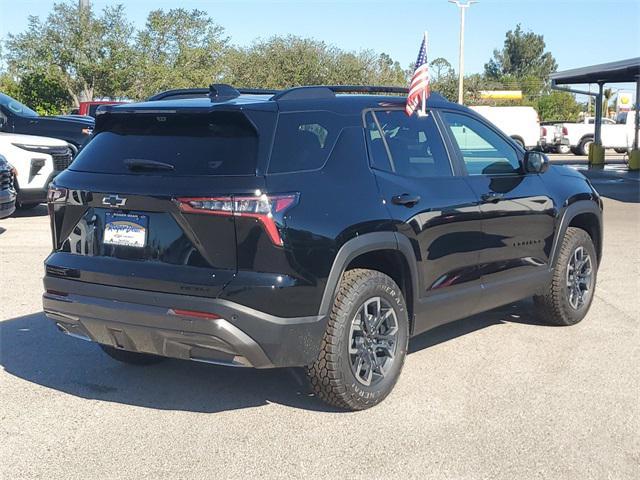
[[406, 32, 430, 116]]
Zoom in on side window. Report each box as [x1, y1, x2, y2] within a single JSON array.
[[268, 111, 341, 174], [442, 111, 521, 176], [364, 111, 392, 171], [366, 110, 452, 178]]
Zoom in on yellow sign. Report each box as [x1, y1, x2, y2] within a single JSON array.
[[479, 90, 523, 100], [617, 91, 633, 112]]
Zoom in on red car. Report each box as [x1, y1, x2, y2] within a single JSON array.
[[69, 101, 125, 118]]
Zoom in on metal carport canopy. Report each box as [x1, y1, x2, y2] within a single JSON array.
[[550, 57, 640, 85], [550, 57, 640, 152]]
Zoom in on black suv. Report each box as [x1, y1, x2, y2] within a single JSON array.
[[44, 85, 602, 410]]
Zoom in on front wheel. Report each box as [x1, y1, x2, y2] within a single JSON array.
[[306, 269, 409, 410], [534, 227, 597, 326]]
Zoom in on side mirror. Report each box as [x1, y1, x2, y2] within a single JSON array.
[[524, 150, 549, 174]]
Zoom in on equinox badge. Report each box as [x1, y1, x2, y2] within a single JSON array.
[[102, 194, 127, 208]]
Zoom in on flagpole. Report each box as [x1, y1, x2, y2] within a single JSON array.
[[421, 31, 428, 116]]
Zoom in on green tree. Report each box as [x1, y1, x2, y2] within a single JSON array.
[[226, 35, 406, 89], [131, 8, 229, 99], [603, 88, 614, 116], [536, 91, 581, 122], [5, 2, 136, 105], [429, 57, 454, 82], [484, 24, 557, 86]]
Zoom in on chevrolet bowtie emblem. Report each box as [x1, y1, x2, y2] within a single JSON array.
[[102, 194, 127, 207]]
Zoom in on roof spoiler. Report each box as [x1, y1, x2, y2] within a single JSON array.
[[147, 85, 280, 102]]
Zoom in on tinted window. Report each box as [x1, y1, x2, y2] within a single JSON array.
[[364, 112, 392, 171], [366, 110, 451, 178], [70, 111, 258, 176], [442, 111, 520, 175], [88, 104, 100, 117], [0, 92, 38, 117], [268, 111, 342, 173]]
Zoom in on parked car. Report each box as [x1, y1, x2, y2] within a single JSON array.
[[540, 122, 570, 154], [0, 154, 16, 218], [0, 92, 94, 154], [556, 113, 637, 155], [0, 132, 73, 207], [43, 84, 602, 411], [469, 105, 541, 149], [69, 101, 126, 118]]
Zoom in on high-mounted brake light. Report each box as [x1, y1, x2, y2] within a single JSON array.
[[177, 193, 299, 246]]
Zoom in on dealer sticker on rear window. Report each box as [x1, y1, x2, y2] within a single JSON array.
[[103, 212, 148, 248]]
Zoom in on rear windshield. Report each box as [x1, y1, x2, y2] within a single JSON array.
[[70, 111, 258, 176]]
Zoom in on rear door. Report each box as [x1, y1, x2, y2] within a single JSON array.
[[47, 108, 274, 298], [439, 110, 556, 311], [364, 108, 483, 335]]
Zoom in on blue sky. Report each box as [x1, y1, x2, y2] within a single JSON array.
[[1, 0, 639, 86]]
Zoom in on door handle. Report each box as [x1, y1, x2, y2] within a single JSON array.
[[391, 193, 421, 207], [481, 192, 504, 203]]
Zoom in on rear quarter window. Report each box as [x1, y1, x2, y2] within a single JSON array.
[[268, 111, 345, 174]]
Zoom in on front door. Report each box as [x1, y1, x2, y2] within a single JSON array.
[[439, 110, 556, 312], [364, 109, 483, 334]]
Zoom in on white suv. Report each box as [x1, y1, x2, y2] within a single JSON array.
[[0, 132, 73, 208]]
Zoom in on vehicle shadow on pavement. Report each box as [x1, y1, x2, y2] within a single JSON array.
[[409, 299, 547, 353], [2, 302, 545, 413], [10, 204, 49, 217]]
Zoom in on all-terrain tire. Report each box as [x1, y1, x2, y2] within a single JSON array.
[[100, 345, 166, 365], [534, 227, 597, 326], [578, 136, 594, 156], [306, 269, 409, 410]]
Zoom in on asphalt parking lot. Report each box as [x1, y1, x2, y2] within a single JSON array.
[[1, 158, 639, 479]]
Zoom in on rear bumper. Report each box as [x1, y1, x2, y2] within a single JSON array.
[[43, 276, 328, 368]]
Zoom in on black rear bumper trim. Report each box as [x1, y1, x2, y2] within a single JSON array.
[[43, 276, 328, 368]]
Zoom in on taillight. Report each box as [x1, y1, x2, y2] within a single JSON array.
[[177, 193, 299, 246], [47, 185, 68, 204], [562, 126, 568, 135], [541, 127, 547, 136]]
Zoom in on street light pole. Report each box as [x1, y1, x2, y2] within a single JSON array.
[[449, 0, 477, 105]]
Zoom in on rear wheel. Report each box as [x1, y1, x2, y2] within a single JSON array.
[[557, 145, 571, 155], [534, 227, 597, 326], [306, 269, 409, 410], [578, 137, 593, 156], [100, 344, 166, 365], [614, 148, 628, 154]]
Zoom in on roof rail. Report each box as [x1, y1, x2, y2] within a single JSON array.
[[327, 85, 409, 95], [147, 84, 447, 103], [272, 85, 412, 101], [147, 86, 280, 101]]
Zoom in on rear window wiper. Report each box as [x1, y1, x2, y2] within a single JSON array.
[[124, 158, 175, 171]]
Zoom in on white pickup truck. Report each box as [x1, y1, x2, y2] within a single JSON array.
[[556, 112, 637, 155]]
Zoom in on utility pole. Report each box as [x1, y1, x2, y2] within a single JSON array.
[[78, 0, 90, 10], [449, 0, 477, 105]]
